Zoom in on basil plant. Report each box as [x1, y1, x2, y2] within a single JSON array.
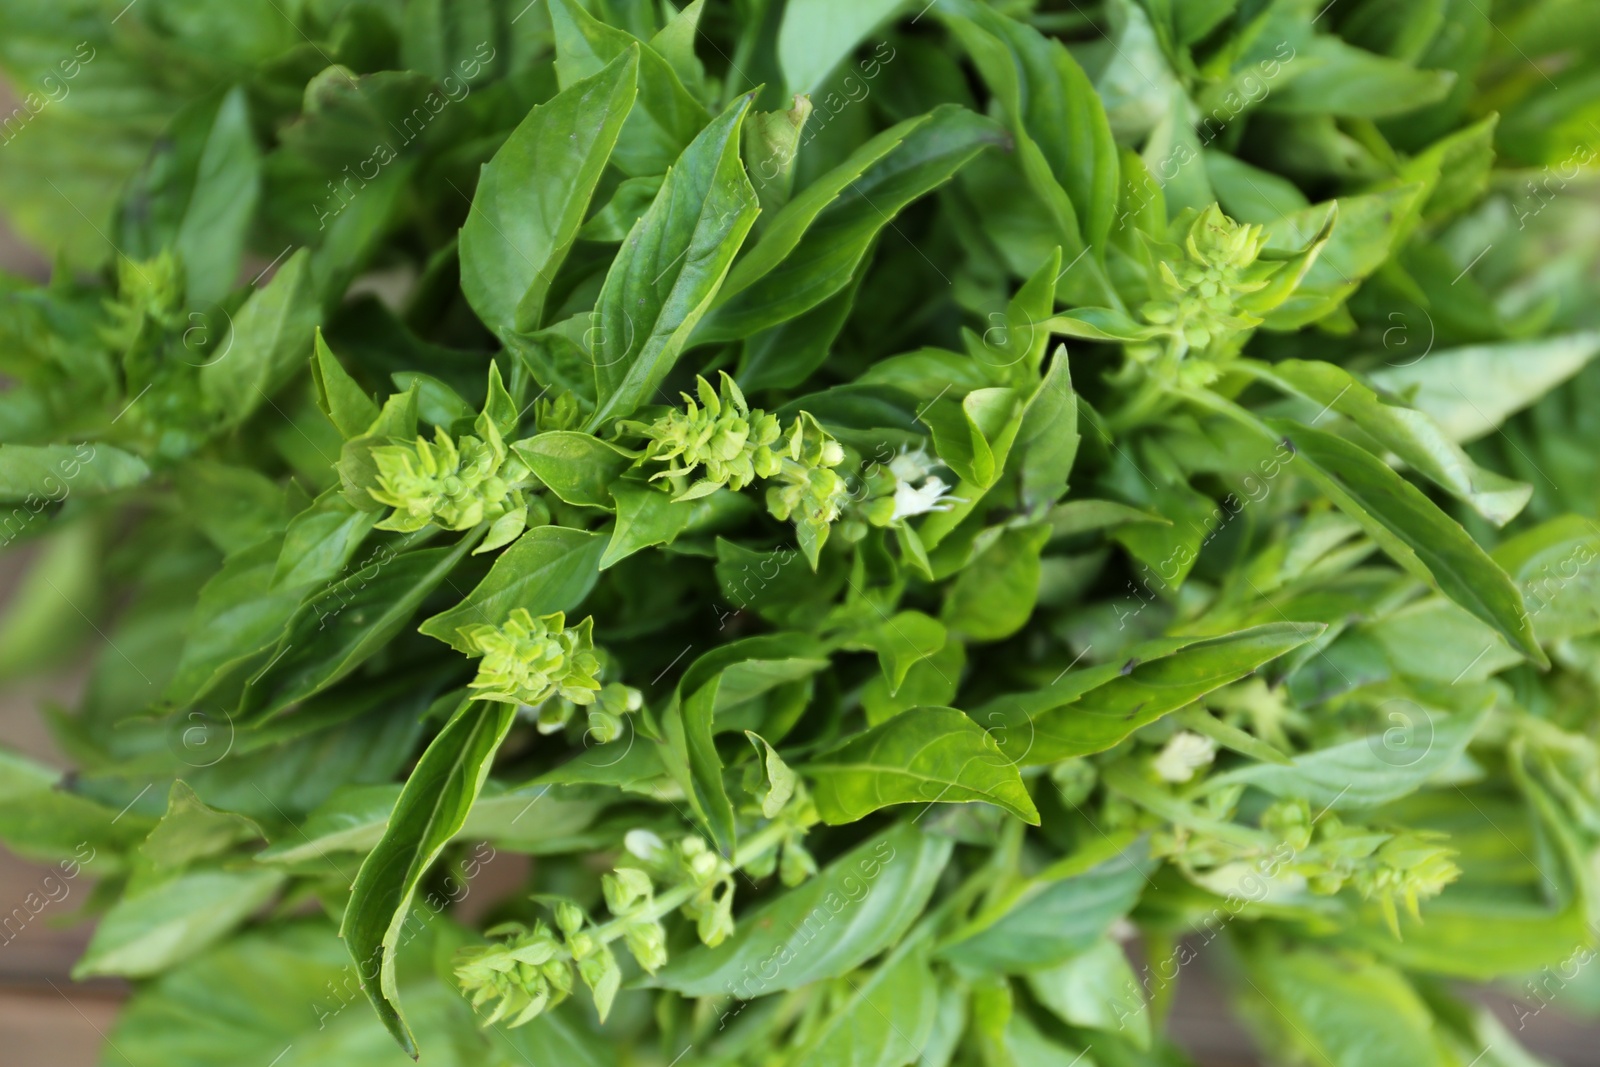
[[3, 0, 1600, 1064]]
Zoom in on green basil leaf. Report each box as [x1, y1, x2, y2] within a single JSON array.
[[419, 526, 605, 653], [806, 706, 1040, 825], [242, 536, 479, 720], [1369, 331, 1600, 443], [601, 479, 695, 568], [982, 623, 1324, 766], [942, 523, 1052, 642], [549, 0, 710, 177], [790, 930, 940, 1065], [74, 868, 287, 979], [271, 489, 378, 590], [1026, 936, 1151, 1050], [310, 328, 379, 440], [1266, 418, 1546, 666], [939, 841, 1149, 971], [512, 431, 634, 508], [652, 822, 952, 996], [587, 93, 760, 426], [199, 249, 319, 425], [340, 701, 516, 1057], [0, 442, 148, 504], [704, 106, 1001, 341], [459, 48, 638, 337], [1259, 358, 1532, 526]]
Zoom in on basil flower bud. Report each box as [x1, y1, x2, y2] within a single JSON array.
[[463, 610, 602, 707]]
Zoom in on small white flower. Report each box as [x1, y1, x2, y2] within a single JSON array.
[[891, 476, 960, 521], [888, 445, 936, 484], [1153, 731, 1217, 783], [624, 829, 668, 864]]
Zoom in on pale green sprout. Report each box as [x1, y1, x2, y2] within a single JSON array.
[[368, 412, 533, 553], [624, 372, 784, 499], [461, 610, 601, 707]]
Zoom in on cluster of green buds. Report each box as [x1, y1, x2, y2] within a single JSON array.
[[1261, 800, 1459, 934], [461, 610, 602, 707], [622, 372, 784, 499], [101, 250, 186, 350], [369, 416, 533, 552], [765, 412, 850, 559], [532, 679, 643, 742], [1156, 796, 1461, 935], [453, 919, 574, 1026], [602, 867, 668, 973], [619, 377, 853, 563], [1139, 205, 1273, 358]]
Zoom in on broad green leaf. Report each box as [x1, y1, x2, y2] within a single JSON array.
[[459, 49, 638, 336], [419, 526, 606, 653], [853, 609, 947, 694], [1027, 937, 1151, 1050], [0, 748, 151, 872], [940, 842, 1149, 971], [512, 431, 633, 508], [310, 328, 379, 439], [1048, 499, 1169, 538], [549, 0, 710, 177], [701, 106, 1002, 340], [862, 640, 965, 726], [660, 677, 737, 854], [140, 781, 261, 871], [199, 249, 319, 425], [1261, 186, 1424, 329], [0, 442, 149, 503], [653, 822, 952, 997], [586, 93, 760, 426], [777, 0, 907, 93], [981, 623, 1324, 765], [105, 919, 513, 1067], [1262, 37, 1456, 118], [1369, 332, 1600, 443], [806, 706, 1039, 825], [1257, 358, 1532, 525], [790, 932, 940, 1067], [601, 479, 695, 568], [1236, 942, 1445, 1067], [164, 538, 308, 708], [271, 490, 378, 590], [1494, 515, 1600, 642], [1266, 418, 1546, 665], [242, 537, 479, 720], [341, 701, 517, 1057], [1204, 690, 1491, 811], [74, 868, 286, 978], [942, 523, 1051, 642], [1015, 346, 1079, 511], [943, 0, 1119, 284], [922, 387, 1022, 489], [258, 780, 602, 863]]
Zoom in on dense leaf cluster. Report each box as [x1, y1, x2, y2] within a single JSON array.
[[3, 1, 1600, 1065]]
